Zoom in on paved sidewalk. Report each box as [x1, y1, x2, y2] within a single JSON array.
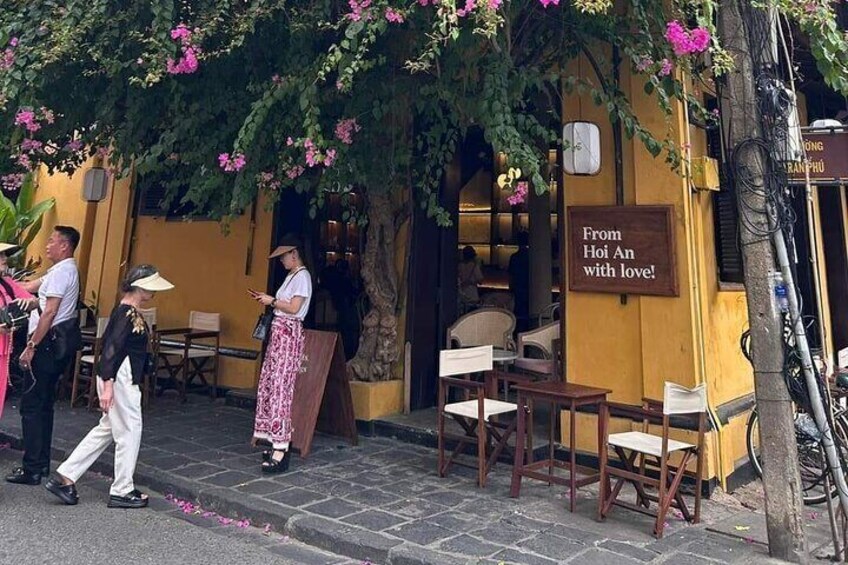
[[1, 394, 787, 564]]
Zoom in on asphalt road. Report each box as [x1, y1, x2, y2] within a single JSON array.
[[0, 448, 348, 565]]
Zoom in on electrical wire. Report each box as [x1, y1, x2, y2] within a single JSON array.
[[730, 1, 848, 497]]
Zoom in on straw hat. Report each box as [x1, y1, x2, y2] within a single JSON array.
[[0, 242, 20, 256], [269, 234, 303, 259], [131, 272, 175, 292]]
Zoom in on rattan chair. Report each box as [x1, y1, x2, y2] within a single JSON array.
[[513, 321, 560, 379], [446, 307, 516, 351]]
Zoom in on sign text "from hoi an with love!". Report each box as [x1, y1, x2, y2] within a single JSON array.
[[568, 206, 679, 297]]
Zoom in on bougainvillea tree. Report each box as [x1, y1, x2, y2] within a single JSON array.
[[0, 0, 845, 380]]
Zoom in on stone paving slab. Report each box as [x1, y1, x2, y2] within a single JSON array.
[[707, 509, 835, 559], [1, 394, 793, 564]]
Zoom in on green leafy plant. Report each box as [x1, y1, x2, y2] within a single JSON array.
[[0, 173, 55, 278]]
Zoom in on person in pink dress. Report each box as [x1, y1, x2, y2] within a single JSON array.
[[0, 242, 34, 421]]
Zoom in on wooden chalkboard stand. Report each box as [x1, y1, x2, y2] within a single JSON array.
[[290, 330, 358, 457]]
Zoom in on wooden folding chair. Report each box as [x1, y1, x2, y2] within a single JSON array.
[[437, 345, 520, 487], [598, 382, 707, 538], [70, 316, 110, 409], [157, 311, 221, 401]]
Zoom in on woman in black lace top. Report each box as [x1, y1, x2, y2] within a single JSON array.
[[45, 265, 173, 508]]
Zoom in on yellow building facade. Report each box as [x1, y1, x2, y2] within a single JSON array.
[[25, 61, 834, 491]]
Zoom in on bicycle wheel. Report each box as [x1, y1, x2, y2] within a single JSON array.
[[745, 408, 848, 505]]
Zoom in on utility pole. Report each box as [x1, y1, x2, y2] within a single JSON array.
[[717, 1, 808, 562]]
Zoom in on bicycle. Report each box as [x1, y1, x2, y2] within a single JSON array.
[[745, 376, 848, 505]]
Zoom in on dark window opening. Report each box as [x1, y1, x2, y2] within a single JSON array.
[[136, 177, 213, 220], [708, 96, 745, 285]]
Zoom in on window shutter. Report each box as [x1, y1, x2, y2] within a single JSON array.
[[137, 182, 168, 217], [707, 97, 745, 284], [713, 186, 744, 284]]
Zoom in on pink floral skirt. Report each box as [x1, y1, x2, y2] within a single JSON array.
[[0, 334, 11, 420], [253, 317, 305, 449]]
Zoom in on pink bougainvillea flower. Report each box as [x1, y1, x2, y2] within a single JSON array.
[[286, 165, 305, 179], [14, 109, 40, 132], [236, 519, 251, 528], [690, 27, 710, 53], [665, 21, 711, 56], [21, 139, 43, 153], [41, 107, 55, 124], [347, 0, 372, 22], [635, 57, 653, 72], [487, 0, 502, 9], [658, 58, 673, 76], [507, 181, 528, 206], [286, 136, 294, 146], [456, 0, 475, 17], [385, 7, 404, 23], [334, 118, 361, 145], [170, 24, 193, 44], [218, 152, 247, 172], [324, 148, 337, 167], [1, 48, 14, 70], [166, 25, 201, 75], [9, 37, 18, 47], [538, 0, 560, 8], [0, 174, 25, 192], [304, 139, 319, 167]]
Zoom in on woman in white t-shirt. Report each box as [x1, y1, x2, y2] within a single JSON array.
[[249, 235, 313, 473]]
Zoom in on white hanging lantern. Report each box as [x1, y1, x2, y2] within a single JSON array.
[[82, 167, 109, 202], [562, 121, 601, 176]]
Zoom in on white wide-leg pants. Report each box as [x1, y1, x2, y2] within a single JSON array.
[[57, 358, 143, 496]]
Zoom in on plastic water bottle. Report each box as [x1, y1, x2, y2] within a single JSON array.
[[772, 272, 789, 313]]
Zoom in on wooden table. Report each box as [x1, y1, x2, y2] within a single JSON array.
[[510, 381, 611, 512]]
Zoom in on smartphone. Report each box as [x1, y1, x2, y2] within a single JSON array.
[[247, 288, 260, 297]]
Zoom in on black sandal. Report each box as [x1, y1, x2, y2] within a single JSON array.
[[108, 488, 149, 509], [261, 450, 291, 474]]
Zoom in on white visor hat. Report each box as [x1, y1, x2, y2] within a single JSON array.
[[131, 272, 175, 292]]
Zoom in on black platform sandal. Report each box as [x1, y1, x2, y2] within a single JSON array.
[[261, 450, 291, 474], [108, 488, 149, 509]]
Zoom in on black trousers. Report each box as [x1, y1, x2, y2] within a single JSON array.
[[20, 341, 68, 474]]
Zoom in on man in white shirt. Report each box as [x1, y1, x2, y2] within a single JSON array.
[[5, 226, 81, 486]]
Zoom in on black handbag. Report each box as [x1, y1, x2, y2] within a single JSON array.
[[50, 316, 83, 361], [252, 307, 273, 342], [0, 300, 28, 331]]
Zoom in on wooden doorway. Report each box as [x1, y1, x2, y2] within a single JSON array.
[[819, 186, 848, 358]]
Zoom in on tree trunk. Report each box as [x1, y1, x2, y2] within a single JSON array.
[[348, 192, 400, 382], [717, 2, 808, 561]]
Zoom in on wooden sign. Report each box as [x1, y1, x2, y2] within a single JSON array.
[[568, 205, 678, 297], [787, 129, 848, 183], [291, 330, 358, 457]]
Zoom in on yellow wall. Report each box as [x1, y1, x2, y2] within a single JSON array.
[[560, 56, 756, 482], [30, 164, 97, 290], [29, 162, 274, 390], [129, 202, 273, 389]]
